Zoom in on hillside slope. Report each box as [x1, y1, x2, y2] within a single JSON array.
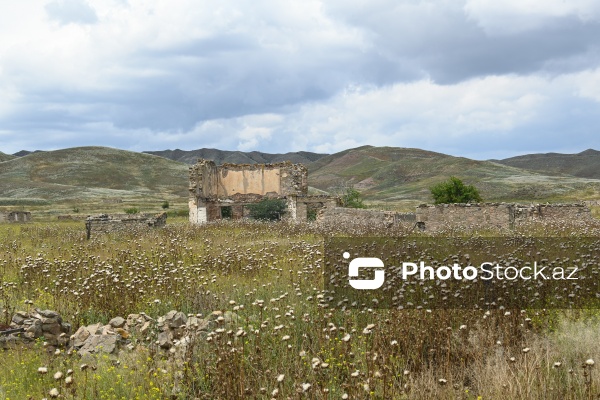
[[308, 146, 600, 203], [493, 149, 600, 180], [145, 148, 327, 165], [0, 152, 16, 162], [0, 147, 188, 204]]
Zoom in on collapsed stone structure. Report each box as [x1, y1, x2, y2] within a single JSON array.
[[85, 212, 167, 239], [189, 159, 338, 223], [0, 210, 31, 222]]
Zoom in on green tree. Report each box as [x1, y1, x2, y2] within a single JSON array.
[[341, 187, 366, 209], [430, 177, 482, 204], [246, 199, 287, 221], [161, 200, 170, 210]]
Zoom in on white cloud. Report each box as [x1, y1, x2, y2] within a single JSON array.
[[46, 0, 98, 25], [0, 1, 599, 157]]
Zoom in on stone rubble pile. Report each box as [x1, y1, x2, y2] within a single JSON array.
[[1, 308, 239, 356], [1, 308, 71, 349]]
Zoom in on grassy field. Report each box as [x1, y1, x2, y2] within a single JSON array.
[[0, 217, 600, 399]]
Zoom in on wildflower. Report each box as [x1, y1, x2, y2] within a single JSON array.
[[342, 333, 351, 342], [49, 388, 59, 398], [302, 383, 311, 392], [38, 367, 48, 374], [438, 378, 447, 385], [277, 374, 285, 382], [53, 371, 63, 380], [586, 359, 595, 366], [522, 348, 530, 353], [553, 362, 562, 368]]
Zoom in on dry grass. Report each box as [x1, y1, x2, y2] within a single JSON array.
[[0, 219, 600, 398]]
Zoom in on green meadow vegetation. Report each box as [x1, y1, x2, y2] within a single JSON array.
[[1, 217, 600, 399]]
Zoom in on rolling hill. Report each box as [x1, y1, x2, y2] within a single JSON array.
[[0, 147, 188, 207], [145, 148, 327, 165], [0, 151, 16, 162], [308, 146, 600, 204], [493, 149, 600, 180], [0, 146, 598, 214]]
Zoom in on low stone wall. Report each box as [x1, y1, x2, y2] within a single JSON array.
[[0, 211, 31, 223], [86, 213, 167, 239], [318, 207, 416, 226], [416, 203, 592, 230]]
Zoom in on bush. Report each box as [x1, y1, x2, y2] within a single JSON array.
[[162, 200, 170, 209], [167, 209, 189, 218], [341, 187, 366, 209], [430, 176, 482, 204], [246, 199, 287, 221], [124, 207, 140, 214]]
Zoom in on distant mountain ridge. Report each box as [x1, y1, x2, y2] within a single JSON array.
[[144, 148, 328, 165], [0, 146, 598, 208], [491, 149, 600, 180]]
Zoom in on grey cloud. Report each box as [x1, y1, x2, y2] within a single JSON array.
[[322, 1, 600, 83], [45, 0, 98, 25]]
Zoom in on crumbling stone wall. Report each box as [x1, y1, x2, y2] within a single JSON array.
[[318, 207, 407, 227], [86, 213, 167, 239], [316, 203, 591, 230], [416, 203, 591, 230], [0, 211, 31, 222]]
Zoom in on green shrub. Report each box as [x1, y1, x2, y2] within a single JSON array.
[[124, 207, 140, 214], [162, 200, 170, 209], [430, 176, 482, 204], [167, 209, 189, 217], [246, 199, 287, 221], [341, 187, 366, 208]]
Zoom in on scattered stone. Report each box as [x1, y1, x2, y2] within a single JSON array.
[[78, 335, 119, 356], [108, 317, 126, 329]]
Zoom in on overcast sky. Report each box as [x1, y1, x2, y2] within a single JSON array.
[[1, 0, 599, 159]]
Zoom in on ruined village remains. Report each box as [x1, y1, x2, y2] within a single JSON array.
[[0, 210, 31, 222], [187, 158, 594, 229]]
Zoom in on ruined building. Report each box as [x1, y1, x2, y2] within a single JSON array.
[[188, 159, 338, 223]]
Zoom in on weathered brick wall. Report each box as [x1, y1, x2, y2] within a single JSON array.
[[86, 213, 167, 239]]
